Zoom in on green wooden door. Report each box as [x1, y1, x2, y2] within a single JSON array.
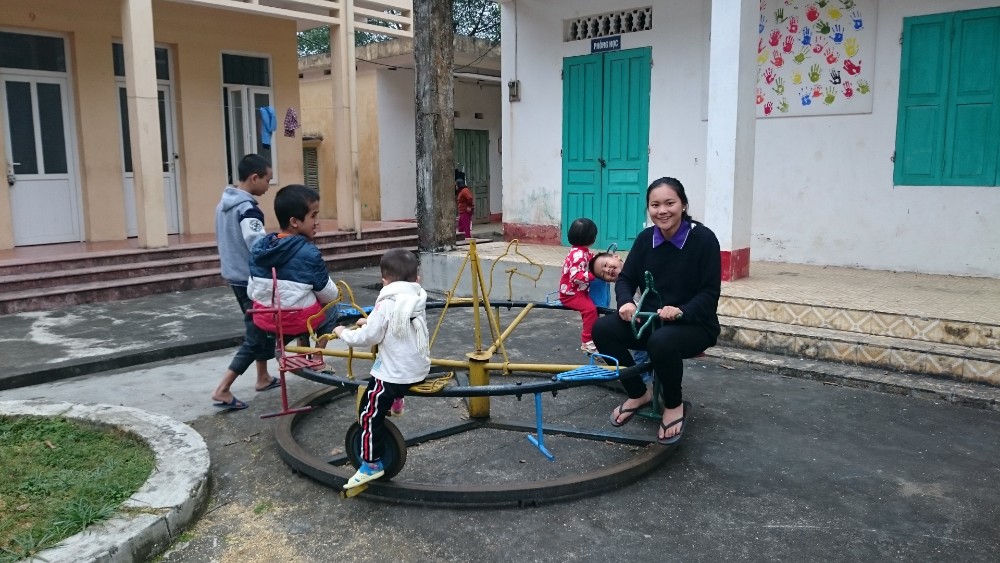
[[601, 49, 650, 247], [455, 129, 491, 223], [561, 54, 603, 244], [562, 48, 650, 248], [943, 11, 1000, 184]]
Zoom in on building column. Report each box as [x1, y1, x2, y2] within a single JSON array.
[[704, 0, 757, 280], [330, 3, 363, 235], [121, 0, 167, 248]]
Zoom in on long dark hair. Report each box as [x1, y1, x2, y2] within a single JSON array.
[[646, 177, 692, 222]]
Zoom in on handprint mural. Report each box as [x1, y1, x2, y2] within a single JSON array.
[[757, 0, 876, 117]]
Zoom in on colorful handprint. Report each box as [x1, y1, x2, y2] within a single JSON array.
[[829, 69, 841, 85], [773, 77, 786, 95], [778, 98, 790, 113], [800, 89, 812, 106], [791, 70, 803, 84], [760, 13, 767, 34], [832, 24, 844, 44], [806, 5, 820, 22], [764, 101, 774, 115], [756, 87, 765, 105], [793, 47, 810, 64], [850, 10, 863, 30], [827, 8, 842, 21], [783, 35, 795, 53], [772, 50, 785, 67], [815, 20, 832, 35], [857, 79, 870, 94], [801, 27, 812, 46], [813, 40, 827, 54], [823, 86, 837, 105], [764, 67, 777, 84], [825, 47, 839, 64], [843, 81, 854, 98], [840, 0, 856, 9], [845, 37, 859, 57], [769, 29, 782, 47], [843, 58, 862, 76], [812, 84, 823, 97], [809, 63, 822, 83], [788, 16, 799, 33]]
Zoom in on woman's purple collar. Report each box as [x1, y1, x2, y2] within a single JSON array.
[[652, 220, 692, 249]]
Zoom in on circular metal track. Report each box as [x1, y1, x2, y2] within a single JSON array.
[[274, 386, 678, 507]]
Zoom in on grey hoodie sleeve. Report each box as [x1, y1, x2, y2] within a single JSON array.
[[238, 203, 266, 249]]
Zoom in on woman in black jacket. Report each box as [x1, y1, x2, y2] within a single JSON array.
[[593, 177, 721, 445]]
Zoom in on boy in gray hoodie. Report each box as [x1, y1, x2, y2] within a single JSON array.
[[211, 154, 278, 410]]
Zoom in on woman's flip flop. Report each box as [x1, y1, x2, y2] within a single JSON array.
[[657, 400, 691, 445], [610, 400, 651, 427]]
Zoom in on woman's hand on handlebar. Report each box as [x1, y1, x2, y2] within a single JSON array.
[[618, 303, 637, 321], [657, 306, 684, 321]]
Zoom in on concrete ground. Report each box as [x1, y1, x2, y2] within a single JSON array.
[[2, 276, 999, 562]]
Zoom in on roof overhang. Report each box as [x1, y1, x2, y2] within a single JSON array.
[[163, 0, 412, 35]]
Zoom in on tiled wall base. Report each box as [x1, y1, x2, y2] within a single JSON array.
[[719, 296, 1000, 351], [720, 316, 1000, 387]]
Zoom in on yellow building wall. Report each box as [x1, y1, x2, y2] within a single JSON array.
[[356, 71, 381, 221], [299, 76, 339, 220], [298, 72, 381, 221], [0, 0, 302, 248]]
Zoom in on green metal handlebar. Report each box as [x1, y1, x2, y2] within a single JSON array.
[[630, 271, 663, 339]]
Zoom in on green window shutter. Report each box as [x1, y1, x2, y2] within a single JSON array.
[[895, 14, 952, 185], [943, 9, 1000, 185]]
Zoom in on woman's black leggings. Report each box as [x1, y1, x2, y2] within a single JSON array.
[[592, 314, 716, 408]]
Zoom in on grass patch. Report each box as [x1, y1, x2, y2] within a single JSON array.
[[0, 416, 155, 562], [253, 500, 273, 515]]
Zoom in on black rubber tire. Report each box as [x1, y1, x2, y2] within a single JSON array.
[[344, 420, 407, 480]]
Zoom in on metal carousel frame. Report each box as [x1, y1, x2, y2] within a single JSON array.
[[260, 240, 678, 507]]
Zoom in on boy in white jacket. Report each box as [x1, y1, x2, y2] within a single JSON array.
[[334, 248, 430, 488]]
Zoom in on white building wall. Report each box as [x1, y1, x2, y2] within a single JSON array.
[[376, 68, 418, 221], [753, 0, 1000, 277], [376, 69, 503, 221], [501, 0, 1000, 277], [455, 80, 504, 216], [501, 0, 708, 232]]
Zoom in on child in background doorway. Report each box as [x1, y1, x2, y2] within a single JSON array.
[[456, 176, 474, 239], [559, 218, 602, 355]]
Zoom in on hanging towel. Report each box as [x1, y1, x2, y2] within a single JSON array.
[[258, 106, 277, 147], [283, 108, 300, 138]]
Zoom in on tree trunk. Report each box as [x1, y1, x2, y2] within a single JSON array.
[[414, 0, 456, 251]]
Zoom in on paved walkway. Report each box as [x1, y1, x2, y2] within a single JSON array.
[[2, 312, 999, 561]]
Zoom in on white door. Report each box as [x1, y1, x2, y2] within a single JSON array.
[[1, 74, 81, 245], [119, 83, 180, 236]]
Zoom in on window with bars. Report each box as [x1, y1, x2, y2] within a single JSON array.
[[563, 7, 652, 42]]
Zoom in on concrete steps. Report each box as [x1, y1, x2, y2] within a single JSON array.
[[0, 226, 417, 314], [718, 296, 1000, 387]]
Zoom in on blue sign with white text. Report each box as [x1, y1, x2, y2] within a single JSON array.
[[590, 35, 621, 53]]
